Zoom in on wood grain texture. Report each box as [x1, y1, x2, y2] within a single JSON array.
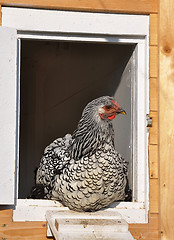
[[149, 144, 158, 179], [0, 209, 12, 224], [149, 12, 159, 237], [149, 178, 159, 213], [150, 46, 158, 78], [149, 111, 158, 145], [150, 14, 158, 46], [150, 78, 158, 111], [0, 0, 158, 14], [159, 0, 174, 239], [0, 209, 48, 240], [129, 213, 159, 239]]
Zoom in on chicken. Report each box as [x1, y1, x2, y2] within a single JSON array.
[[30, 96, 129, 211]]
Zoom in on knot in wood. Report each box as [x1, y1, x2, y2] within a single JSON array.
[[163, 45, 172, 55]]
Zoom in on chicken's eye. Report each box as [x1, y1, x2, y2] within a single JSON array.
[[104, 105, 112, 110]]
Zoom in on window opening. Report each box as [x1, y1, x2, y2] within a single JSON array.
[[19, 40, 135, 200]]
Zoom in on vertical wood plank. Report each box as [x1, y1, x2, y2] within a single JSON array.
[[150, 78, 158, 111], [149, 144, 158, 178], [150, 46, 158, 78], [149, 12, 159, 237], [149, 179, 159, 213], [149, 111, 158, 145], [159, 0, 174, 239], [150, 14, 158, 46]]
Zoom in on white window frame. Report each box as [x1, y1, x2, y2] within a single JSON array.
[[1, 7, 149, 223]]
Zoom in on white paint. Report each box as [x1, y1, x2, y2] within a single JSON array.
[[2, 7, 148, 36], [0, 27, 17, 204], [13, 199, 146, 223], [46, 210, 134, 239], [1, 7, 149, 223], [15, 39, 21, 202], [16, 33, 146, 43]]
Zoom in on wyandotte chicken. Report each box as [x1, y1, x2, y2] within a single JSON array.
[[30, 96, 129, 211]]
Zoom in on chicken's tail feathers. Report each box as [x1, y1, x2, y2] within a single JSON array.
[[28, 184, 46, 199], [124, 177, 132, 201]]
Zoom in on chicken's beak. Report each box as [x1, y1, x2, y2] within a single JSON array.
[[111, 100, 126, 115], [117, 108, 126, 115]]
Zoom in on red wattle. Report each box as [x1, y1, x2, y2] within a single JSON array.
[[108, 114, 116, 120]]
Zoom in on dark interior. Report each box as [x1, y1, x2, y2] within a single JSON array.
[[19, 40, 135, 199]]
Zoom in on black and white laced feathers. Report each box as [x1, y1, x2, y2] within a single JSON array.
[[30, 96, 129, 211]]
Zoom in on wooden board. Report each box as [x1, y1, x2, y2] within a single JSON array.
[[149, 144, 158, 179], [150, 14, 158, 46], [149, 179, 159, 213], [0, 209, 47, 240], [1, 0, 158, 14], [150, 78, 158, 111], [149, 111, 158, 145], [159, 0, 174, 239], [129, 213, 159, 239], [150, 46, 158, 78]]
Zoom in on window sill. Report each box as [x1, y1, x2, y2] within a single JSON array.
[[13, 199, 148, 223]]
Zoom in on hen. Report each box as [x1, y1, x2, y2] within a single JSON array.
[[31, 96, 129, 211]]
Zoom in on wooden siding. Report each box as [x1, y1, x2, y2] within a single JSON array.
[[129, 12, 160, 240], [0, 0, 158, 14], [0, 2, 160, 240], [159, 0, 174, 239], [149, 14, 159, 215], [129, 213, 159, 240], [148, 16, 159, 238], [0, 209, 48, 240]]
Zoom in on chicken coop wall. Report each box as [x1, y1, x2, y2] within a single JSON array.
[[0, 1, 162, 239]]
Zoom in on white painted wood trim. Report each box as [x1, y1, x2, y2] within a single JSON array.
[[2, 7, 149, 223], [16, 32, 146, 43], [136, 42, 149, 203], [46, 210, 134, 239], [2, 7, 149, 36], [15, 39, 21, 200], [0, 27, 17, 204], [13, 199, 147, 223]]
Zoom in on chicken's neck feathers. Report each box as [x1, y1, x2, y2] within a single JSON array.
[[69, 109, 115, 160]]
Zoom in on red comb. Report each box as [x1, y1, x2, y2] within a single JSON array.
[[112, 100, 121, 108]]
